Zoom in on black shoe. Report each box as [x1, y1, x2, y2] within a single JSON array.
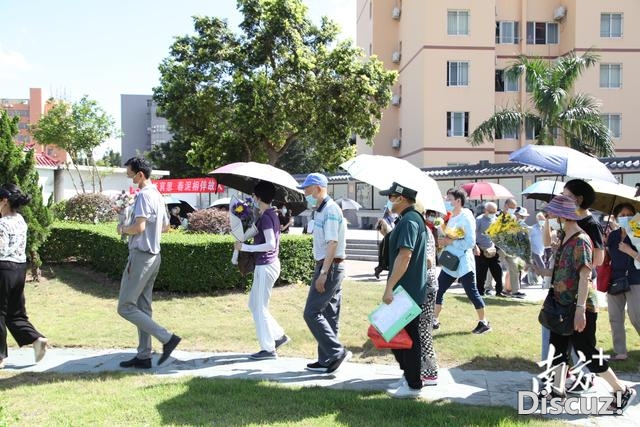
[[472, 321, 492, 334], [249, 350, 277, 360], [495, 292, 508, 297], [275, 334, 290, 349], [608, 387, 637, 414], [326, 350, 352, 373], [432, 320, 440, 330], [158, 334, 181, 365], [512, 291, 526, 298], [374, 266, 383, 279], [305, 361, 328, 372], [119, 356, 152, 369]]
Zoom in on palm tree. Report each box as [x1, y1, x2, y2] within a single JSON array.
[[469, 50, 615, 157]]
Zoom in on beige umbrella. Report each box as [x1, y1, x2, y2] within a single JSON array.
[[587, 180, 640, 213]]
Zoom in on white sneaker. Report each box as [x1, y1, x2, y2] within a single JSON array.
[[386, 383, 423, 399], [387, 377, 407, 390], [33, 337, 48, 363]]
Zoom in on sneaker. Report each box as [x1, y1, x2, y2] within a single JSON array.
[[422, 375, 438, 386], [495, 292, 508, 298], [485, 290, 494, 296], [432, 320, 440, 330], [566, 372, 595, 394], [33, 337, 48, 363], [386, 383, 423, 399], [608, 387, 637, 414], [249, 350, 277, 360], [388, 377, 407, 390], [513, 291, 526, 298], [119, 356, 152, 369], [158, 334, 181, 365], [326, 350, 352, 373], [472, 321, 492, 334], [305, 361, 329, 372], [275, 335, 291, 350]]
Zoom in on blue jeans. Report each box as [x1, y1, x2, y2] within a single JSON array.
[[303, 262, 346, 365], [436, 270, 485, 310]]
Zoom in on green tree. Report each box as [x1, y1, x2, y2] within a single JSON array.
[[469, 51, 614, 157], [154, 0, 396, 172], [146, 134, 203, 178], [96, 148, 122, 167], [0, 111, 53, 281], [32, 96, 119, 193]]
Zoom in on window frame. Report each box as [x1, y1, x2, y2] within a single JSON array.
[[447, 10, 469, 36], [601, 13, 623, 38], [447, 61, 469, 86], [446, 112, 469, 137], [526, 21, 559, 45], [601, 114, 622, 138], [600, 64, 622, 89], [495, 21, 519, 44], [495, 70, 519, 92]]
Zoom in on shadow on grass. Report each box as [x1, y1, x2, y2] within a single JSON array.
[[456, 356, 540, 374]]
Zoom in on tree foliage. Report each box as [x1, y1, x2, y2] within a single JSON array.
[[0, 110, 53, 280], [147, 134, 203, 178], [32, 96, 119, 192], [469, 50, 615, 157], [96, 148, 122, 167], [154, 0, 396, 173]]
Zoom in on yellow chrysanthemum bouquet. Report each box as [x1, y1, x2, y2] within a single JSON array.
[[626, 213, 640, 268], [486, 213, 531, 264]]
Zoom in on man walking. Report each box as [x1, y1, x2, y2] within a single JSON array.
[[117, 157, 181, 368], [298, 173, 351, 373], [474, 202, 504, 297]]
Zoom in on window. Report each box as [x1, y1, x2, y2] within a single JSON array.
[[447, 112, 469, 137], [495, 70, 519, 92], [526, 22, 559, 44], [601, 114, 621, 137], [448, 10, 469, 35], [525, 118, 540, 140], [495, 127, 519, 139], [600, 64, 622, 88], [601, 13, 622, 38], [495, 21, 519, 44], [447, 61, 469, 86]]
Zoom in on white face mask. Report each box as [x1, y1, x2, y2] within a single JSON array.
[[427, 215, 437, 223], [281, 207, 287, 215], [486, 213, 496, 220], [548, 218, 561, 230], [538, 220, 546, 227], [507, 208, 516, 215]]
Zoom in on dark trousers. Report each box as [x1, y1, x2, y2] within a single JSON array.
[[0, 262, 43, 359], [475, 253, 503, 294], [391, 304, 424, 389], [549, 311, 609, 374]]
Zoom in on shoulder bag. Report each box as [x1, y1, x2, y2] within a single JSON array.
[[439, 250, 460, 271], [596, 251, 612, 293], [608, 229, 633, 295]]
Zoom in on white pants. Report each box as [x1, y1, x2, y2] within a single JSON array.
[[249, 259, 284, 352]]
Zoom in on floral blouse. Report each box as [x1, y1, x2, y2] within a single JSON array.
[[0, 213, 28, 263], [552, 231, 596, 312]]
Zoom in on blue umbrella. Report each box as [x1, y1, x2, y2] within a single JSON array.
[[509, 145, 617, 183]]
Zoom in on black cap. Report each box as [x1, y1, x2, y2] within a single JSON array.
[[379, 182, 417, 199]]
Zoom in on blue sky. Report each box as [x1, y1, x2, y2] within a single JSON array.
[[0, 0, 356, 155]]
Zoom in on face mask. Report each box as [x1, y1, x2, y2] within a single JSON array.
[[252, 199, 260, 209], [617, 216, 631, 229], [281, 207, 287, 215], [444, 201, 454, 212], [538, 220, 546, 227], [487, 213, 496, 220], [427, 215, 437, 223], [507, 208, 516, 215], [548, 218, 561, 230], [305, 194, 317, 208], [385, 200, 394, 211]]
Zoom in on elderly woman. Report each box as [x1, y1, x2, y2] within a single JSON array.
[[537, 195, 635, 412], [605, 202, 640, 361], [0, 184, 47, 368]]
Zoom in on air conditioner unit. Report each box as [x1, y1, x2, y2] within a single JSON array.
[[391, 138, 401, 149], [553, 6, 566, 21], [392, 7, 401, 19], [391, 94, 401, 105], [392, 51, 401, 63]]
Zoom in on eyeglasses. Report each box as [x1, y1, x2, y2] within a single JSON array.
[[388, 194, 400, 200]]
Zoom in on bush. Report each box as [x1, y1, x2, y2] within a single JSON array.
[[187, 208, 230, 234], [41, 221, 315, 292], [50, 200, 67, 221], [65, 193, 117, 223]]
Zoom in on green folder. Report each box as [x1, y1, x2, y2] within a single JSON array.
[[368, 286, 422, 342]]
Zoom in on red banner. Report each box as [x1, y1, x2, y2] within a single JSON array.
[[151, 178, 224, 194]]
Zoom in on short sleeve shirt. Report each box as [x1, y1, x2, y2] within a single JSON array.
[[0, 214, 28, 263], [128, 185, 168, 255], [312, 198, 347, 261], [552, 232, 597, 312]]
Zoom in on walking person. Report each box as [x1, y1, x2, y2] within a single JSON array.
[[117, 157, 181, 369], [605, 203, 640, 361], [0, 184, 47, 368], [234, 181, 289, 360], [537, 195, 635, 411], [473, 202, 505, 297], [298, 173, 351, 373], [378, 183, 437, 398], [498, 199, 525, 297], [434, 188, 491, 334]]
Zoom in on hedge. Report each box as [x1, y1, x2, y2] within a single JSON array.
[[41, 222, 315, 293]]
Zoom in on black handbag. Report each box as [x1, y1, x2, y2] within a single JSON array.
[[439, 250, 460, 271], [608, 276, 631, 295], [538, 290, 576, 336]]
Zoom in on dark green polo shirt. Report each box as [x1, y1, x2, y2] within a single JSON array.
[[387, 206, 429, 305]]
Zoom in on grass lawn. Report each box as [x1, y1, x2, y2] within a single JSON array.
[[1, 264, 637, 426]]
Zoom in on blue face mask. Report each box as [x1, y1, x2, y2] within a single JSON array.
[[385, 200, 394, 211], [617, 216, 631, 229], [252, 198, 260, 209], [444, 201, 454, 212], [305, 194, 317, 208]]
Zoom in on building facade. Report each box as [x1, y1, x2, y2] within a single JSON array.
[[121, 94, 172, 164], [0, 87, 67, 161], [357, 0, 640, 167]]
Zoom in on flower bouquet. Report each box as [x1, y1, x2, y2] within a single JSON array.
[[112, 191, 135, 242], [443, 225, 465, 240], [624, 213, 640, 269], [486, 213, 531, 265], [229, 194, 258, 265]]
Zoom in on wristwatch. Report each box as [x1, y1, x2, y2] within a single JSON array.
[[320, 268, 327, 275]]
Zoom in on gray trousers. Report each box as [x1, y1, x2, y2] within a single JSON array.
[[118, 249, 172, 359], [303, 262, 346, 365], [607, 284, 640, 355]]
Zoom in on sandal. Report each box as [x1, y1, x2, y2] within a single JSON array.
[[610, 353, 628, 361]]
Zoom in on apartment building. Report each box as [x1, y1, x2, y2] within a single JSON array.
[[357, 0, 640, 167], [0, 87, 66, 162], [121, 94, 172, 164]]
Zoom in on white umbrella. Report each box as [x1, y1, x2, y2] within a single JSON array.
[[521, 180, 564, 202], [340, 154, 446, 214], [208, 197, 231, 209], [586, 180, 640, 213], [335, 197, 362, 210]]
